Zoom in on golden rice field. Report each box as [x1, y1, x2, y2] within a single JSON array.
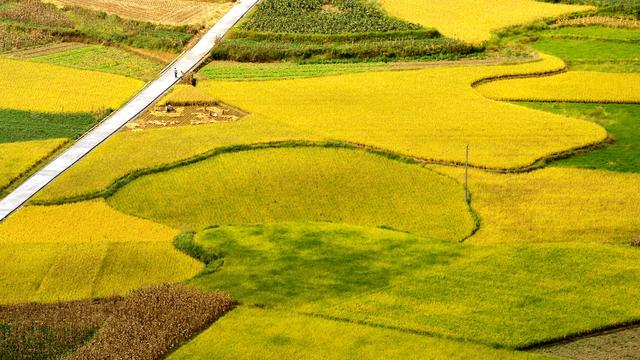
[[0, 200, 202, 304], [476, 71, 640, 103], [434, 166, 640, 244], [33, 55, 609, 203], [0, 58, 143, 113], [199, 55, 605, 169], [108, 147, 476, 241], [35, 114, 320, 202], [168, 307, 543, 360], [0, 139, 66, 192], [378, 0, 593, 43], [43, 0, 233, 26]]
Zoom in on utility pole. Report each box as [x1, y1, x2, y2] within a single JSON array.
[[465, 144, 469, 204]]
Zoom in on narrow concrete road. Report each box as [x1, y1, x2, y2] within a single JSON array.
[[0, 0, 259, 222]]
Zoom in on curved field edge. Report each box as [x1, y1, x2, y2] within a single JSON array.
[[105, 146, 476, 241], [35, 55, 606, 204], [433, 166, 640, 245], [170, 224, 640, 350], [475, 71, 640, 104], [32, 132, 611, 207]]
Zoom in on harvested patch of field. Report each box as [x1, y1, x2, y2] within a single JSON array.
[[0, 58, 143, 113], [0, 285, 233, 359], [477, 71, 640, 103], [44, 0, 234, 26], [435, 166, 640, 244], [108, 147, 476, 241], [0, 200, 202, 303], [199, 55, 606, 169], [169, 307, 545, 360], [124, 84, 247, 130], [125, 103, 245, 131], [179, 222, 640, 349], [378, 0, 593, 43], [535, 325, 640, 360], [0, 139, 67, 193]]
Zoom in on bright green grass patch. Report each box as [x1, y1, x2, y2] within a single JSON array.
[[201, 61, 392, 80], [518, 102, 640, 172], [0, 109, 97, 144], [27, 45, 164, 81], [169, 307, 548, 360], [184, 223, 640, 349], [540, 26, 640, 41], [186, 223, 458, 306], [530, 29, 640, 72], [108, 147, 476, 241]]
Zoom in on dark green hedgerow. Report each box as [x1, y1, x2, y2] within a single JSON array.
[[174, 231, 224, 276], [211, 33, 479, 62]]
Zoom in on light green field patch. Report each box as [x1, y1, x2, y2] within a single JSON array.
[[27, 45, 164, 81], [182, 223, 640, 349], [108, 147, 476, 241], [169, 307, 549, 360]]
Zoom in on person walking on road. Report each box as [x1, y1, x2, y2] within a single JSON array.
[[174, 67, 178, 78]]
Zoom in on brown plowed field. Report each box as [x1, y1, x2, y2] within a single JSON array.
[[44, 0, 234, 26]]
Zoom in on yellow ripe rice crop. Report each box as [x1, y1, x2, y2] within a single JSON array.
[[0, 58, 143, 113], [0, 199, 176, 244], [168, 307, 543, 360], [35, 115, 320, 202], [199, 55, 605, 169], [0, 138, 66, 192], [379, 0, 593, 43], [36, 55, 606, 203], [108, 147, 476, 241], [0, 200, 202, 304], [434, 166, 640, 244], [476, 71, 640, 103]]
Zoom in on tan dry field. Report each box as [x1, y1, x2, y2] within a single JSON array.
[[44, 0, 234, 26]]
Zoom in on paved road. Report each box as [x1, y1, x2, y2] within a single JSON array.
[[0, 0, 259, 222]]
